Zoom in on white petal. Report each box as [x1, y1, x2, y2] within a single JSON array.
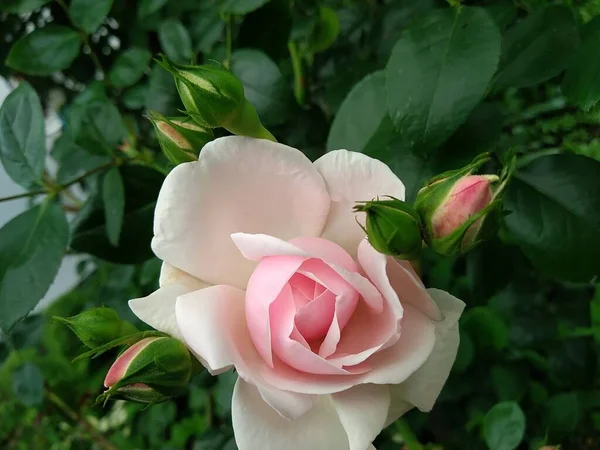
[[314, 150, 405, 256], [232, 378, 350, 450], [129, 284, 193, 341], [152, 136, 330, 289], [258, 384, 318, 420], [159, 262, 209, 289], [384, 395, 412, 427], [362, 305, 436, 385], [175, 285, 257, 375], [331, 384, 390, 450], [389, 289, 465, 411]]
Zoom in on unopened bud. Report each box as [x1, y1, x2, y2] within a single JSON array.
[[101, 336, 191, 404], [148, 111, 213, 164], [157, 56, 276, 141], [54, 307, 137, 349], [354, 197, 423, 259], [415, 154, 499, 255]]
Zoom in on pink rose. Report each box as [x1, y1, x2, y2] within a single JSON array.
[[130, 137, 464, 450]]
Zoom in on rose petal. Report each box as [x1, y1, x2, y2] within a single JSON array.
[[159, 262, 209, 289], [384, 396, 412, 427], [331, 384, 390, 450], [257, 383, 318, 420], [176, 285, 256, 375], [361, 304, 436, 385], [152, 136, 330, 289], [387, 259, 443, 321], [232, 378, 350, 450], [314, 150, 405, 257], [388, 289, 464, 412]]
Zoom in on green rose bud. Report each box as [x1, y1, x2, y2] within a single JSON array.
[[415, 153, 500, 256], [354, 197, 423, 259], [101, 336, 192, 404], [54, 307, 137, 349], [148, 111, 213, 164], [157, 56, 276, 141]]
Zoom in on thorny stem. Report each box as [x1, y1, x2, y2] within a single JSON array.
[[46, 389, 118, 450], [0, 161, 115, 203]]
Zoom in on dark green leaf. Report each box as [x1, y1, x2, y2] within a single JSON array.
[[503, 153, 600, 282], [307, 6, 340, 54], [230, 49, 292, 126], [562, 17, 600, 110], [0, 0, 50, 13], [102, 168, 125, 247], [158, 18, 193, 63], [545, 392, 580, 439], [52, 132, 112, 184], [484, 0, 517, 31], [327, 71, 386, 152], [69, 0, 114, 34], [386, 7, 501, 152], [122, 84, 150, 110], [138, 0, 168, 18], [461, 307, 509, 352], [494, 6, 579, 88], [238, 0, 292, 60], [68, 98, 126, 155], [483, 401, 526, 450], [549, 338, 597, 388], [71, 165, 164, 264], [0, 202, 69, 331], [0, 82, 45, 188], [221, 0, 269, 15], [108, 47, 151, 89], [6, 26, 81, 76], [190, 7, 224, 54], [12, 363, 43, 407], [146, 63, 181, 116]]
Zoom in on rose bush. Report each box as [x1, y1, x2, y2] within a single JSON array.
[[129, 136, 465, 450]]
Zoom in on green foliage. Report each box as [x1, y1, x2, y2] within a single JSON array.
[[1, 0, 600, 449]]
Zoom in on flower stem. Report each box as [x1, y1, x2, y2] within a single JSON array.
[[46, 389, 118, 450], [0, 189, 46, 203], [224, 14, 233, 69], [288, 41, 306, 106]]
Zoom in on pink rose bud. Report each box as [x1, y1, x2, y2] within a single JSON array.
[[101, 336, 191, 404], [415, 153, 500, 256]]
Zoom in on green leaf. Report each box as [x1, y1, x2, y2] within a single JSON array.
[[12, 363, 43, 407], [6, 26, 81, 76], [494, 6, 579, 88], [102, 168, 125, 247], [545, 392, 580, 439], [190, 6, 225, 54], [462, 307, 509, 352], [0, 82, 45, 188], [158, 18, 193, 63], [238, 0, 292, 60], [146, 63, 181, 116], [138, 0, 168, 18], [327, 71, 387, 153], [483, 401, 526, 450], [221, 0, 269, 15], [484, 0, 517, 30], [386, 7, 501, 152], [562, 17, 600, 110], [0, 202, 69, 332], [108, 47, 152, 88], [503, 153, 600, 282], [230, 49, 292, 126], [123, 84, 150, 110], [68, 98, 126, 155], [71, 165, 164, 264], [306, 6, 340, 54], [69, 0, 114, 34], [0, 0, 50, 13]]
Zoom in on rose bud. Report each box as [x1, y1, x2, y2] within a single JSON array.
[[354, 197, 423, 259], [102, 336, 192, 404], [148, 111, 213, 164], [415, 154, 499, 256], [54, 307, 137, 349], [157, 56, 275, 141]]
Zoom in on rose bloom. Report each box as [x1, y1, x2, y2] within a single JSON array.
[[130, 136, 465, 450]]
